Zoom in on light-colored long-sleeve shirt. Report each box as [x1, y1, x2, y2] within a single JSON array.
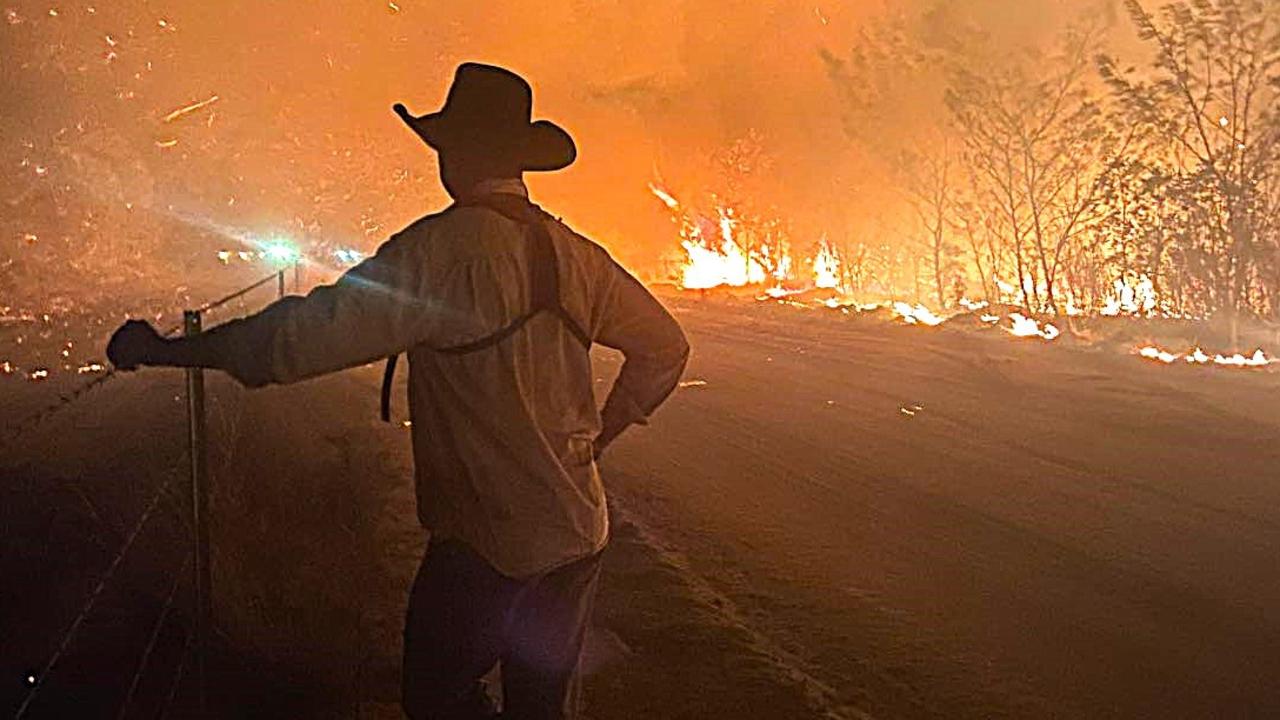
[[183, 180, 689, 577]]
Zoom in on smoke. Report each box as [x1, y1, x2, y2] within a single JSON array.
[[1, 0, 1114, 302]]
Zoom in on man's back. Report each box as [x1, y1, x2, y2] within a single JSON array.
[[402, 189, 687, 577], [136, 181, 686, 578]]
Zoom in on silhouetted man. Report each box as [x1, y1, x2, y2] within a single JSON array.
[[107, 62, 689, 720]]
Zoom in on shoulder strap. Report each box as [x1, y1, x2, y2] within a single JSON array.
[[379, 195, 590, 422]]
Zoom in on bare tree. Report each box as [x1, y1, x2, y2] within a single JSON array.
[[948, 24, 1127, 315], [1098, 0, 1280, 324]]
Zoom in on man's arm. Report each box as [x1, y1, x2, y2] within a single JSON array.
[[592, 263, 690, 455], [108, 226, 450, 386]]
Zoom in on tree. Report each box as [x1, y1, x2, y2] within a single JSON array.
[[1098, 0, 1280, 321], [948, 24, 1128, 315]]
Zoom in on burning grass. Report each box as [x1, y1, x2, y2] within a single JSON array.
[[664, 283, 1280, 374], [646, 181, 1278, 372]]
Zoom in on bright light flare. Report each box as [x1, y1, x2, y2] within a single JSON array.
[[262, 241, 300, 264]]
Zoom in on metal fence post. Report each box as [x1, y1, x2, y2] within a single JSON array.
[[277, 269, 286, 298], [183, 310, 211, 713]]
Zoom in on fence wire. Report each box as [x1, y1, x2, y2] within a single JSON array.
[[13, 472, 178, 719], [115, 552, 192, 720], [7, 268, 289, 719], [1, 270, 285, 450]]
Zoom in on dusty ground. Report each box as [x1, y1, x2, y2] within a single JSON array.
[[6, 294, 1280, 718], [603, 295, 1280, 719]]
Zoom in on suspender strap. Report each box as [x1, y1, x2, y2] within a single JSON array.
[[379, 195, 590, 422], [436, 195, 591, 353], [379, 353, 399, 423]]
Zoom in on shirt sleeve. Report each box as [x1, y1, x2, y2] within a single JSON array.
[[171, 224, 462, 387], [592, 260, 690, 446]]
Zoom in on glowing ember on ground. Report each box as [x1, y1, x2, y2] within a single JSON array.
[[1212, 351, 1274, 367], [892, 302, 944, 326], [1139, 346, 1180, 363], [1138, 346, 1276, 368], [1006, 313, 1059, 340], [762, 287, 797, 299]]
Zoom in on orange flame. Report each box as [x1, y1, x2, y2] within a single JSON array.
[[650, 182, 788, 290]]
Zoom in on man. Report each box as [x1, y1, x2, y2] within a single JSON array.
[[107, 63, 689, 719]]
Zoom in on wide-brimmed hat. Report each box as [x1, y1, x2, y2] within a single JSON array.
[[393, 63, 576, 172]]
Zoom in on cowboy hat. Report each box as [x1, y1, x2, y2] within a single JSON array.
[[393, 63, 576, 172]]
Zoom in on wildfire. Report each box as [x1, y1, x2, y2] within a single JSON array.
[[1137, 345, 1275, 368], [812, 239, 841, 290], [1101, 276, 1159, 317], [649, 182, 788, 290], [684, 213, 770, 289]]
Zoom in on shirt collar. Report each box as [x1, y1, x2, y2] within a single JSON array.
[[470, 178, 529, 199]]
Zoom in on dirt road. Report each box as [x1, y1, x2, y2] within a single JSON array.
[[597, 296, 1280, 718]]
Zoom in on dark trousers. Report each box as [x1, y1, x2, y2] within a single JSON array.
[[402, 540, 603, 720]]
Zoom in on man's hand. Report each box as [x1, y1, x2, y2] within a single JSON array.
[[107, 320, 166, 370], [592, 424, 625, 460]]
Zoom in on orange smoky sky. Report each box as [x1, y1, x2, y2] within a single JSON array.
[[1, 0, 1118, 293]]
